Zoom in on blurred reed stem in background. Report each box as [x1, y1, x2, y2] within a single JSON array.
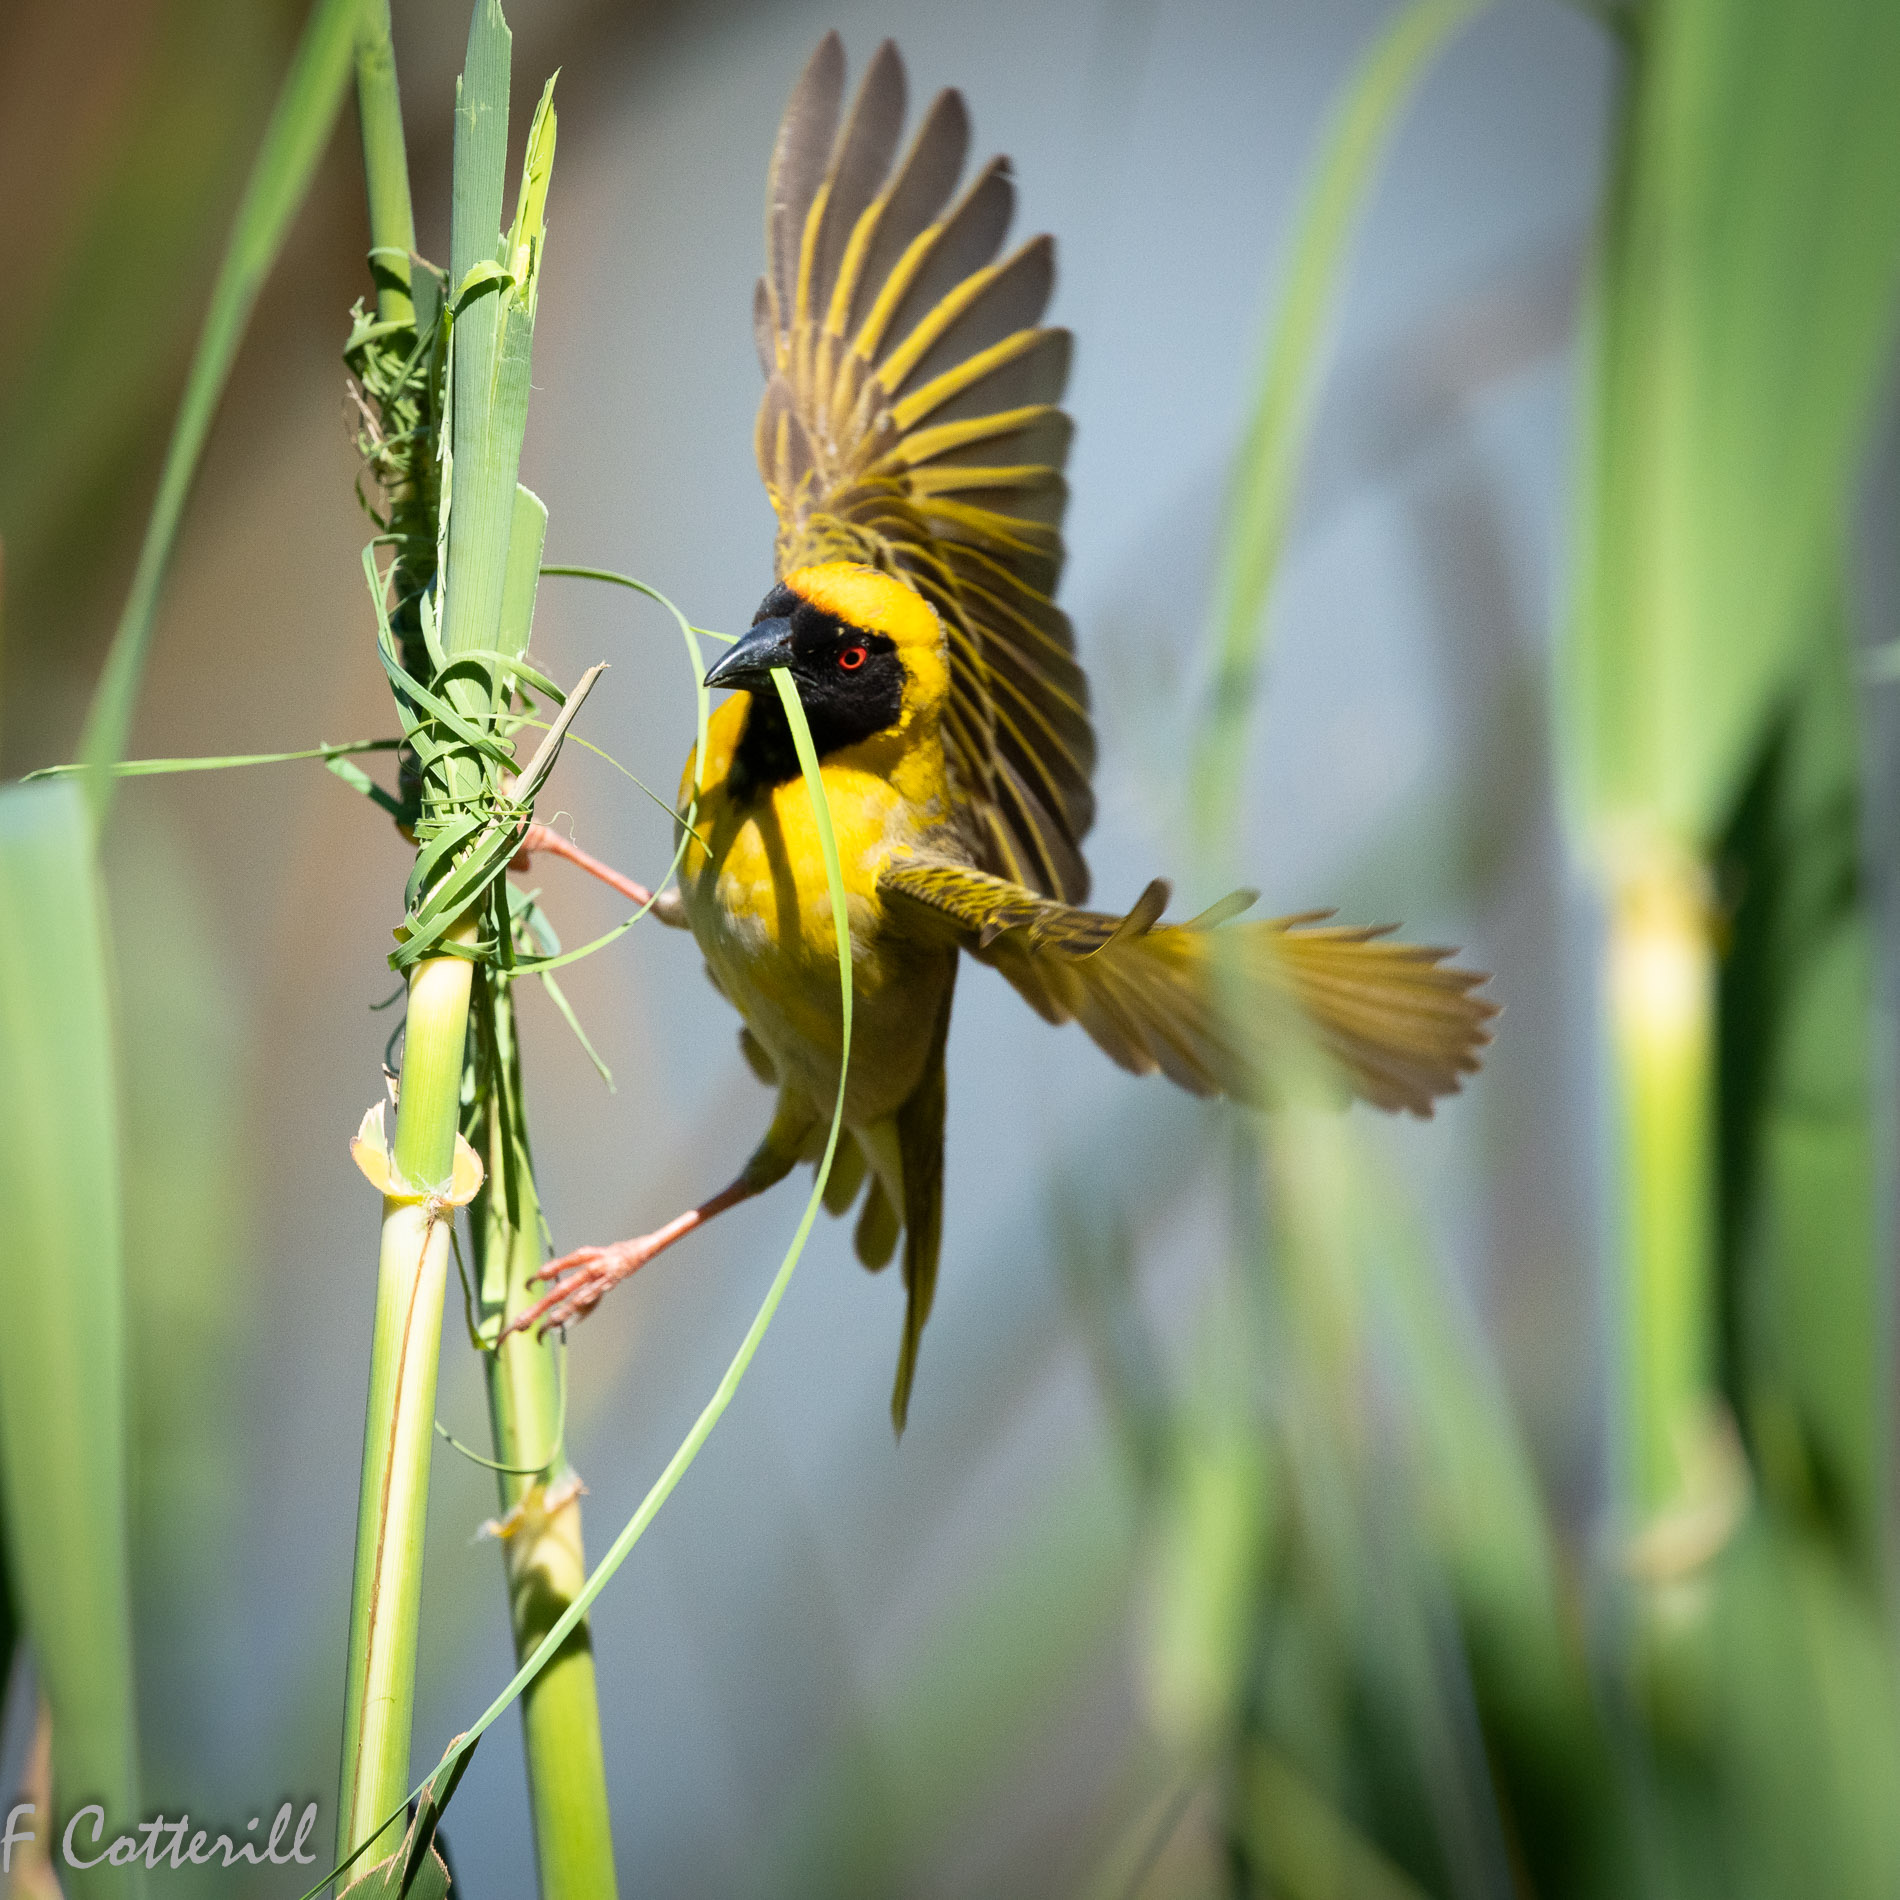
[[1564, 0, 1900, 1595], [1076, 0, 1900, 1893]]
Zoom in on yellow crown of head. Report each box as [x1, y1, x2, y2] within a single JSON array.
[[785, 562, 942, 651]]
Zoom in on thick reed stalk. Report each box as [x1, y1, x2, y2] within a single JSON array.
[[337, 926, 478, 1861], [334, 11, 450, 1864], [1607, 844, 1717, 1528], [474, 980, 618, 1896], [337, 2, 570, 1870]]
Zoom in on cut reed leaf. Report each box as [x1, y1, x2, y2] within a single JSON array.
[[441, 8, 552, 683], [500, 486, 550, 669], [539, 562, 730, 830]]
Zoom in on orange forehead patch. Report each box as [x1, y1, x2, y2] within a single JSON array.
[[786, 563, 941, 650]]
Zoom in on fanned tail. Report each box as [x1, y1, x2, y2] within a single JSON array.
[[879, 857, 1496, 1117]]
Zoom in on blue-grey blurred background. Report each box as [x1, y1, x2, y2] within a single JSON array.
[[1, 0, 1637, 1889]]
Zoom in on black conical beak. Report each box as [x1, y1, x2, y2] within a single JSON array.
[[704, 615, 796, 692]]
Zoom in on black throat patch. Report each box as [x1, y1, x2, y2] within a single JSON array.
[[728, 593, 906, 795]]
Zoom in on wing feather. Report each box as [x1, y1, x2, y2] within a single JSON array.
[[838, 89, 970, 342], [804, 41, 907, 331], [767, 36, 846, 336], [756, 41, 1093, 900], [883, 236, 1053, 393], [891, 327, 1070, 432], [868, 159, 1018, 365], [879, 856, 1497, 1117]]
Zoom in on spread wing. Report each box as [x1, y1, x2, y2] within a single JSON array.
[[756, 35, 1095, 901], [879, 855, 1498, 1117]]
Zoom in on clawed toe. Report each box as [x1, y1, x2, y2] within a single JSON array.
[[501, 1245, 636, 1340], [493, 1179, 753, 1344]]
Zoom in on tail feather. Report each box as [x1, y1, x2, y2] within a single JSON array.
[[855, 1181, 900, 1268], [1270, 922, 1495, 1113], [820, 1131, 867, 1214], [879, 856, 1496, 1118], [889, 988, 953, 1434]]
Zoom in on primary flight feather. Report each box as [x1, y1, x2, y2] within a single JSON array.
[[510, 36, 1496, 1430]]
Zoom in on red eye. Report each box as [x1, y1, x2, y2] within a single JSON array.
[[838, 645, 868, 671]]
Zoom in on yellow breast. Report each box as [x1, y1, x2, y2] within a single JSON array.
[[675, 693, 957, 1123]]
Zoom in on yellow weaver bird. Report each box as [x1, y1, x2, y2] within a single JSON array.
[[510, 36, 1496, 1428]]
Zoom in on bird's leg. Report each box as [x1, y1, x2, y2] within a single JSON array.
[[502, 1095, 817, 1339], [500, 1174, 760, 1338], [512, 821, 655, 908]]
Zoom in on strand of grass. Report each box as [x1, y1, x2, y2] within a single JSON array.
[[516, 721, 689, 829], [26, 738, 400, 780], [540, 970, 614, 1088], [298, 669, 853, 1900], [436, 1418, 547, 1473], [473, 980, 617, 1897], [1188, 0, 1491, 849], [75, 0, 360, 820], [499, 851, 689, 977], [539, 563, 731, 830]]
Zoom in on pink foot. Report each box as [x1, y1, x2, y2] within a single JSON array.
[[503, 1237, 656, 1338], [512, 821, 654, 908], [501, 1182, 749, 1340]]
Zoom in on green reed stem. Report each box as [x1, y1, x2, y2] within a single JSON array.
[[339, 7, 587, 1875], [354, 0, 416, 328], [336, 5, 455, 1865], [1607, 845, 1717, 1524], [337, 925, 478, 1865], [473, 975, 618, 1897]]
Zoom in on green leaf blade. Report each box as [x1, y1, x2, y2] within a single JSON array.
[[0, 782, 139, 1896], [75, 0, 361, 818]]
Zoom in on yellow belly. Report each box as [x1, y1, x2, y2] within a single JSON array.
[[677, 706, 956, 1126]]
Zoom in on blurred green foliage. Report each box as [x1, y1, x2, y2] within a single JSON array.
[[4, 0, 1900, 1895]]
